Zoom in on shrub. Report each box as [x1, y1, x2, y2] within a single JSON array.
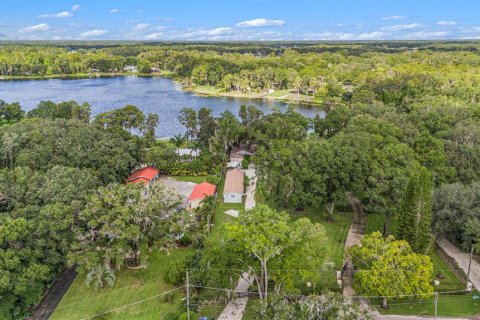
[[164, 259, 187, 285], [178, 311, 199, 320]]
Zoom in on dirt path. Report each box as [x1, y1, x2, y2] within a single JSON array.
[[438, 238, 480, 290], [28, 267, 77, 320], [217, 272, 254, 320], [342, 223, 366, 297]]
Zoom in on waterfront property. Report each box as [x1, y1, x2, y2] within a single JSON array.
[[223, 169, 244, 203]]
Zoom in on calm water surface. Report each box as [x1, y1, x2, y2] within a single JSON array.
[[0, 76, 325, 137]]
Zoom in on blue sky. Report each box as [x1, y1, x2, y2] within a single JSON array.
[[1, 0, 480, 41]]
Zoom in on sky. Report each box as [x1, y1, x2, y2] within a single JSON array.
[[1, 0, 480, 41]]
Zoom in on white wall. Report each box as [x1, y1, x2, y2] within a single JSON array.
[[224, 192, 242, 203]]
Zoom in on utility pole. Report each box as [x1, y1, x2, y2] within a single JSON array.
[[434, 291, 439, 320], [186, 270, 190, 320]]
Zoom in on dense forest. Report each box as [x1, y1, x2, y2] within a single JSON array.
[[1, 42, 480, 318]]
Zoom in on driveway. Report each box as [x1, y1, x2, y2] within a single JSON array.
[[158, 176, 196, 200], [438, 238, 480, 290], [243, 168, 257, 211]]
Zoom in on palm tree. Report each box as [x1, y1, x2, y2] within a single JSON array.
[[170, 134, 186, 156], [195, 195, 217, 236], [85, 264, 116, 290]]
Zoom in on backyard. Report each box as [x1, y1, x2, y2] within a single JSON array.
[[50, 248, 194, 320]]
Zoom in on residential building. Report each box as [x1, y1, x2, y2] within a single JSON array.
[[126, 166, 159, 188], [223, 169, 244, 203], [187, 182, 216, 210]]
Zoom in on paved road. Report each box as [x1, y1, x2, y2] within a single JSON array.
[[438, 238, 480, 290]]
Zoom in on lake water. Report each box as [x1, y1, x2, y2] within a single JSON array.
[[0, 76, 325, 137]]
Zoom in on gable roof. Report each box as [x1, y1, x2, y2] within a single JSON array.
[[188, 182, 216, 202], [224, 169, 244, 194], [127, 166, 159, 183]]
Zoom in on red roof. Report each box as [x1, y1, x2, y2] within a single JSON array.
[[127, 166, 159, 184], [188, 182, 216, 202]]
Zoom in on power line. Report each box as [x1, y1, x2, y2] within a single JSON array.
[[78, 286, 185, 320], [39, 275, 169, 315]]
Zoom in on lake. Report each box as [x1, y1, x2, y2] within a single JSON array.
[[0, 76, 325, 137]]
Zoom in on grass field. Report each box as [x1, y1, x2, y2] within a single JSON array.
[[50, 248, 194, 320], [170, 175, 215, 184], [374, 290, 480, 317]]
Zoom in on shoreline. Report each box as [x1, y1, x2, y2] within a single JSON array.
[[0, 72, 329, 108], [0, 72, 173, 81], [184, 84, 330, 107]]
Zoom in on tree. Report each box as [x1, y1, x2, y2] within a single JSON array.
[[197, 107, 217, 145], [433, 181, 480, 246], [70, 183, 188, 272], [0, 100, 24, 122], [143, 113, 159, 143], [397, 167, 433, 253], [203, 205, 327, 299], [349, 232, 434, 309], [170, 134, 186, 155], [145, 144, 178, 171], [215, 111, 242, 151], [85, 264, 116, 290], [258, 292, 369, 320], [178, 107, 197, 141], [194, 195, 217, 236]]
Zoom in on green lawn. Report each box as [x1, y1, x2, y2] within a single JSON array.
[[171, 175, 215, 184], [374, 290, 480, 317], [288, 208, 352, 292], [50, 248, 193, 320]]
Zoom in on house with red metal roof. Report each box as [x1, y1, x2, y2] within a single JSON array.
[[187, 182, 216, 210], [126, 166, 159, 188]]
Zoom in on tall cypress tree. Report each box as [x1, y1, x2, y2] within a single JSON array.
[[397, 167, 433, 253]]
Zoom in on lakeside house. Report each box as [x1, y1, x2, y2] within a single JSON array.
[[126, 166, 159, 188], [123, 65, 138, 72], [223, 169, 244, 203], [187, 182, 216, 210], [228, 146, 254, 168]]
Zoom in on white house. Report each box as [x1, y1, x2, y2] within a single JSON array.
[[123, 65, 138, 72], [223, 169, 244, 203]]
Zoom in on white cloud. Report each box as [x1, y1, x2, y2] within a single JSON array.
[[134, 23, 150, 31], [39, 5, 79, 19], [182, 27, 233, 38], [356, 31, 388, 40], [381, 23, 422, 31], [38, 11, 73, 18], [19, 23, 51, 33], [79, 29, 107, 38], [110, 9, 121, 13], [144, 32, 164, 40], [303, 31, 388, 41], [236, 18, 285, 27], [382, 15, 407, 20], [406, 31, 450, 39], [436, 20, 457, 26]]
